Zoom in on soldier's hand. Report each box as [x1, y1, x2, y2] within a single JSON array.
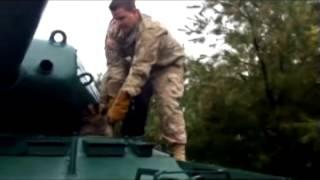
[[107, 91, 131, 124]]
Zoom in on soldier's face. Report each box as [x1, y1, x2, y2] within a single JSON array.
[[112, 8, 139, 35]]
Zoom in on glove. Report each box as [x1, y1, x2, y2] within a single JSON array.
[[107, 91, 131, 124]]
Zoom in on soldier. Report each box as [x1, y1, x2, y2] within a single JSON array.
[[104, 0, 187, 161], [99, 0, 154, 137]]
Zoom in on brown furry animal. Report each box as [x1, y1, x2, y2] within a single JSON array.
[[80, 103, 114, 137]]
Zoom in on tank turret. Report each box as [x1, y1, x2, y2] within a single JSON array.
[[0, 0, 98, 135]]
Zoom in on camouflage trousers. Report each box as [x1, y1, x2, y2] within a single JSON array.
[[100, 61, 187, 145], [150, 63, 187, 145]]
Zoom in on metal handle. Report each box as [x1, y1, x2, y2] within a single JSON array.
[[78, 72, 94, 86], [49, 30, 67, 46]]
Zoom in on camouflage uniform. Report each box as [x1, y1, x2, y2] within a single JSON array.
[[100, 20, 130, 105], [104, 14, 187, 145]]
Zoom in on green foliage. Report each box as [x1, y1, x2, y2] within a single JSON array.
[[180, 0, 320, 179]]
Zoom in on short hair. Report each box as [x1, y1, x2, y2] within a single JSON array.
[[109, 0, 136, 11]]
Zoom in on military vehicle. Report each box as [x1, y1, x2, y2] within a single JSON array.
[[0, 1, 290, 179]]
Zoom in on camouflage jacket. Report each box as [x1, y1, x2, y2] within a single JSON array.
[[105, 13, 185, 97]]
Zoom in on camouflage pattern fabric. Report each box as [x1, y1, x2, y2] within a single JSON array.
[[102, 13, 187, 144]]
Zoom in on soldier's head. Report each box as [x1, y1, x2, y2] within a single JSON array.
[[109, 0, 140, 35]]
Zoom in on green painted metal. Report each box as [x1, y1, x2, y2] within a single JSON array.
[[0, 136, 187, 180], [0, 0, 47, 87], [0, 32, 98, 135], [0, 135, 290, 180]]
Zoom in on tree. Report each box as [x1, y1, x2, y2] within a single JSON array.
[[181, 1, 320, 179]]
